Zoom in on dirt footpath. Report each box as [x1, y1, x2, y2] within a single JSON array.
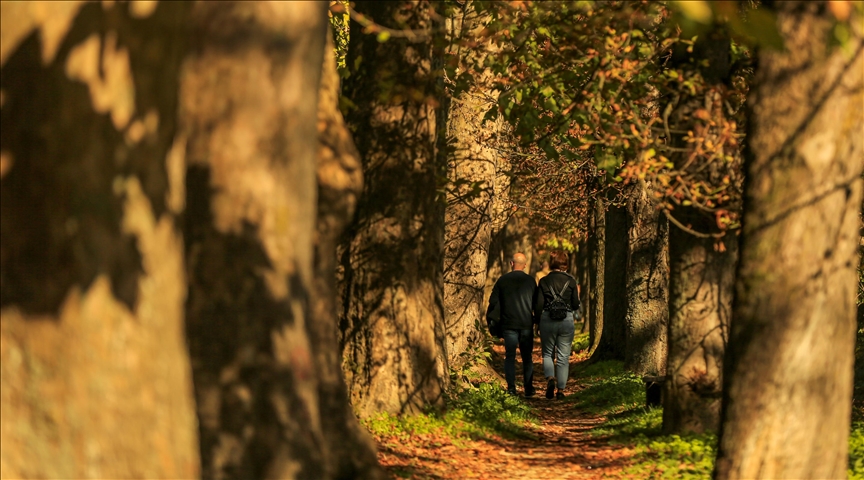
[[374, 340, 635, 479]]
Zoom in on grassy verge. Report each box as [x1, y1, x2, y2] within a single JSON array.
[[852, 323, 864, 479], [571, 360, 716, 479], [363, 368, 537, 449], [574, 358, 864, 479]]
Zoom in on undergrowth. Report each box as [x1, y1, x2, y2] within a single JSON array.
[[852, 321, 864, 478], [572, 360, 715, 479], [572, 327, 590, 354], [363, 355, 537, 449]]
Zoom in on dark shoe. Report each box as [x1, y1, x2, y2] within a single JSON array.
[[556, 391, 566, 400], [507, 387, 517, 396], [545, 377, 555, 399], [525, 386, 536, 398]]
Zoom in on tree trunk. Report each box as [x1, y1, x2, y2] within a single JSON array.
[[484, 213, 533, 304], [624, 182, 669, 375], [577, 236, 590, 334], [180, 3, 333, 478], [715, 3, 864, 478], [0, 2, 198, 478], [339, 0, 448, 417], [588, 198, 606, 354], [590, 202, 627, 362], [310, 28, 383, 479], [442, 4, 501, 368], [663, 212, 736, 434], [662, 27, 737, 435]]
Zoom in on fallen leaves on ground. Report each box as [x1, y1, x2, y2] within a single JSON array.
[[372, 340, 638, 479]]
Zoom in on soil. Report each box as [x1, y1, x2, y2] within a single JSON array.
[[373, 337, 636, 479]]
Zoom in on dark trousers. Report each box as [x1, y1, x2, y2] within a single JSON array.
[[502, 328, 534, 392]]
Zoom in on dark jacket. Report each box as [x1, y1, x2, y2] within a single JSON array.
[[534, 271, 580, 324], [487, 270, 536, 331]]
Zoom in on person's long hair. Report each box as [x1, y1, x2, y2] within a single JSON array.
[[549, 250, 569, 271]]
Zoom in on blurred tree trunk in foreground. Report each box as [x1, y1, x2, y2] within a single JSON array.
[[442, 2, 503, 369], [624, 182, 669, 376], [311, 27, 383, 479], [663, 29, 738, 435], [340, 0, 449, 417], [180, 3, 341, 478], [715, 2, 864, 478], [0, 2, 198, 478]]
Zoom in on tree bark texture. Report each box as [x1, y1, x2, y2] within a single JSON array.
[[662, 27, 738, 435], [590, 202, 627, 362], [0, 2, 198, 478], [715, 3, 864, 478], [663, 215, 736, 434], [624, 182, 669, 376], [484, 213, 534, 304], [442, 4, 502, 368], [577, 236, 590, 334], [588, 198, 606, 354], [311, 29, 383, 479], [180, 3, 332, 478], [340, 0, 448, 417]]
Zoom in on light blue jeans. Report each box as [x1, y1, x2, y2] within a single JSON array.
[[539, 311, 575, 390]]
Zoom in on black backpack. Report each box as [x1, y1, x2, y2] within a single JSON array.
[[545, 280, 571, 321]]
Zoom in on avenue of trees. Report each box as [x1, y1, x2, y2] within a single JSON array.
[[0, 1, 862, 479]]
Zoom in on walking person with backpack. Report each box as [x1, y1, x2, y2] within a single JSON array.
[[534, 250, 580, 399]]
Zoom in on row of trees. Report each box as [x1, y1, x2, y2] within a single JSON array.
[[0, 1, 861, 479]]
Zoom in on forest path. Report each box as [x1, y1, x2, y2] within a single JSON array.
[[374, 338, 636, 479]]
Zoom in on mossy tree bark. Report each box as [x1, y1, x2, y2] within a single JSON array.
[[340, 0, 449, 417], [624, 182, 669, 376], [0, 2, 198, 478], [715, 2, 864, 478], [180, 3, 337, 478]]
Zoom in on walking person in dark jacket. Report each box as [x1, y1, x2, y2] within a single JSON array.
[[534, 250, 580, 399], [486, 252, 537, 396]]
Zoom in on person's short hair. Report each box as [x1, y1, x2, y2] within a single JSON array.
[[549, 250, 570, 271]]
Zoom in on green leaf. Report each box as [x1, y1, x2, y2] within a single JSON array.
[[377, 31, 391, 43]]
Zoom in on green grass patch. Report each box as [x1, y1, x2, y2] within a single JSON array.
[[363, 382, 537, 447], [851, 422, 864, 479], [572, 360, 716, 478], [572, 329, 590, 353]]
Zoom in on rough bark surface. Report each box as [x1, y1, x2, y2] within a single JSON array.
[[442, 4, 501, 368], [312, 29, 384, 479], [662, 27, 738, 435], [587, 198, 606, 354], [0, 3, 198, 478], [624, 183, 669, 376], [590, 202, 627, 362], [577, 237, 590, 334], [715, 3, 864, 478], [484, 214, 534, 304], [180, 3, 332, 478], [663, 217, 736, 434], [340, 1, 448, 417]]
